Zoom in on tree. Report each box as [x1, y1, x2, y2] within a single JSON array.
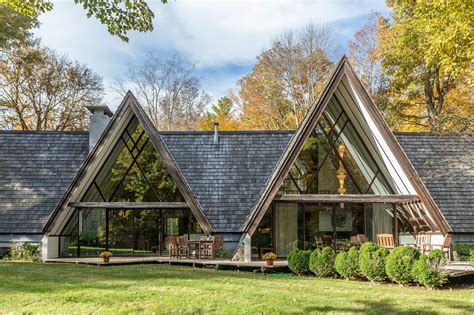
[[196, 96, 240, 131], [377, 0, 473, 132], [115, 52, 211, 131], [347, 12, 386, 98], [237, 24, 335, 130], [0, 41, 104, 130], [3, 0, 167, 42], [0, 4, 38, 50]]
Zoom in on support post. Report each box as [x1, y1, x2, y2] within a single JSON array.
[[77, 209, 81, 257], [105, 208, 109, 251], [243, 233, 251, 262], [393, 203, 399, 246], [332, 204, 337, 251]]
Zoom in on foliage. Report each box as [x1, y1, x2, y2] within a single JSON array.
[[454, 244, 474, 261], [262, 252, 277, 262], [215, 250, 234, 260], [385, 246, 419, 285], [115, 52, 210, 131], [2, 0, 166, 42], [377, 0, 473, 132], [0, 41, 103, 130], [287, 249, 311, 276], [237, 23, 335, 130], [7, 242, 40, 262], [358, 242, 389, 282], [309, 247, 335, 277], [196, 97, 241, 131], [0, 4, 38, 50], [412, 249, 448, 288], [470, 249, 474, 266], [335, 247, 360, 279], [99, 251, 113, 258]]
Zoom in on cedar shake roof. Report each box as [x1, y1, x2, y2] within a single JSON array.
[[0, 130, 472, 234], [160, 131, 293, 232], [395, 133, 474, 233], [0, 131, 89, 234]]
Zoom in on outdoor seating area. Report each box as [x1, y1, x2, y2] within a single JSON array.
[[167, 235, 224, 259]]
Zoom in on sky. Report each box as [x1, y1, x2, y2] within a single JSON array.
[[34, 0, 389, 110]]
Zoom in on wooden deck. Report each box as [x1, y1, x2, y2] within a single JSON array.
[[46, 256, 290, 272], [45, 256, 473, 277]]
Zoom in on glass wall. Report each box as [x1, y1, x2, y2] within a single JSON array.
[[253, 202, 372, 257]]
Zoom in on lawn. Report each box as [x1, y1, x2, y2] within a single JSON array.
[[1, 262, 473, 314]]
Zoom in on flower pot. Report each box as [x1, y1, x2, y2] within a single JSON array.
[[102, 256, 110, 263], [266, 260, 273, 267]]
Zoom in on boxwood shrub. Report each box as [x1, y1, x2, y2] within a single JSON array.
[[8, 242, 41, 262], [335, 247, 360, 279], [359, 242, 389, 282], [454, 244, 474, 261], [385, 246, 419, 285], [288, 249, 311, 275], [309, 247, 335, 277], [412, 249, 448, 288]]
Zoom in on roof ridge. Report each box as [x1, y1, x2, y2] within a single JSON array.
[[0, 130, 89, 135], [158, 130, 295, 135], [394, 132, 473, 136]]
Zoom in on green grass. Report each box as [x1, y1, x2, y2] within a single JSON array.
[[0, 262, 473, 314]]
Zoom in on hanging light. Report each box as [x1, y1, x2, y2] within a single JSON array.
[[336, 144, 347, 208]]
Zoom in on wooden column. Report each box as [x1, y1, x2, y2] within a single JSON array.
[[77, 209, 81, 257], [105, 208, 109, 251], [392, 204, 399, 246], [332, 204, 337, 251]]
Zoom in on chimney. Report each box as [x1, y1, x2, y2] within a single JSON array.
[[214, 122, 219, 144], [87, 105, 113, 150]]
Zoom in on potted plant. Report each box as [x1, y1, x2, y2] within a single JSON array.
[[99, 251, 112, 263], [262, 252, 277, 266]]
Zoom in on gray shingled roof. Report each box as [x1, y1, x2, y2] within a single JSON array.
[[396, 133, 474, 233], [160, 131, 293, 232], [1, 130, 472, 235], [0, 131, 89, 234]]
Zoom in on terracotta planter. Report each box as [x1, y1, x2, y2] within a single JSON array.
[[102, 256, 110, 263], [266, 260, 274, 267]]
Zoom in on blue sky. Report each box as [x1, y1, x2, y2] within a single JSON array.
[[34, 0, 389, 110]]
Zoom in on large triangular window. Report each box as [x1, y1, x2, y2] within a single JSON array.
[[279, 97, 393, 195], [82, 117, 183, 203]]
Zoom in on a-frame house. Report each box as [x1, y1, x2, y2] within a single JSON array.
[[241, 56, 450, 258], [42, 92, 213, 258]]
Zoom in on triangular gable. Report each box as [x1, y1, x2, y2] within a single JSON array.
[[243, 56, 450, 235], [43, 92, 213, 235]]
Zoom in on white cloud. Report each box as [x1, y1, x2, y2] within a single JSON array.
[[34, 0, 388, 108]]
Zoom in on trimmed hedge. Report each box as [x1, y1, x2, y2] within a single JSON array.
[[359, 242, 389, 282], [470, 249, 474, 266], [335, 247, 360, 279], [309, 247, 336, 277], [454, 244, 474, 261], [412, 249, 448, 288], [288, 249, 311, 275], [385, 246, 419, 285]]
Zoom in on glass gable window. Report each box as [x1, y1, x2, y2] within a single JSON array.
[[279, 98, 393, 195], [83, 117, 183, 203]]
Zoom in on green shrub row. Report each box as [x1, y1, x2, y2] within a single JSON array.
[[287, 243, 448, 288], [454, 244, 474, 261]]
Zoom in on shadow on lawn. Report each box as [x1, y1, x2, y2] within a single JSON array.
[[304, 299, 474, 314]]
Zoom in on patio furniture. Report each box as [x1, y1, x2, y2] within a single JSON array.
[[442, 234, 453, 260], [214, 235, 224, 252], [199, 235, 215, 259], [177, 236, 189, 259], [415, 234, 431, 254], [322, 235, 333, 247], [315, 236, 324, 249], [187, 240, 200, 259], [350, 236, 359, 248], [357, 234, 367, 245], [377, 234, 395, 249], [167, 236, 179, 258]]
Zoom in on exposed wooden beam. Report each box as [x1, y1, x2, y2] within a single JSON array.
[[69, 202, 188, 209], [274, 194, 420, 204]]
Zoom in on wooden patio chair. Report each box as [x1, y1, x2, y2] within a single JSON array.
[[213, 235, 224, 252], [315, 236, 324, 249], [167, 236, 179, 258], [415, 234, 431, 254], [350, 236, 359, 248], [357, 234, 368, 245], [442, 234, 453, 260], [199, 235, 215, 259], [376, 234, 395, 250], [177, 236, 189, 259], [322, 235, 333, 247]]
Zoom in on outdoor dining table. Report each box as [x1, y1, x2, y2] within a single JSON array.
[[187, 240, 200, 259], [185, 239, 215, 259]]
